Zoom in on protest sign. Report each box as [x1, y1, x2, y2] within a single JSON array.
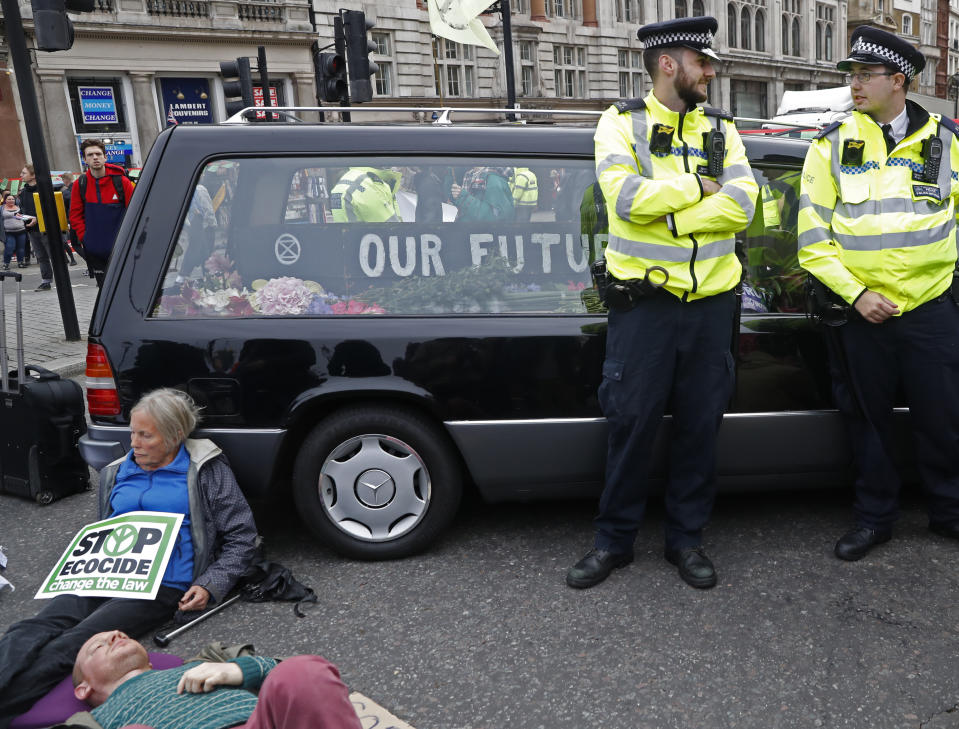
[[34, 512, 184, 601]]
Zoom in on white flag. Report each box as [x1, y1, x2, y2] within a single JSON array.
[[428, 0, 500, 55]]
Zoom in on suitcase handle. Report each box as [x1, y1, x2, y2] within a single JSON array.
[[0, 271, 23, 283], [25, 365, 60, 382]]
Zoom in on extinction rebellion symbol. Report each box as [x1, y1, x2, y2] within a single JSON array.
[[274, 233, 301, 266]]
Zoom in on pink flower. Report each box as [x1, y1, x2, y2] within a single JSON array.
[[204, 251, 233, 275], [225, 296, 254, 316], [567, 281, 586, 291], [252, 277, 315, 315], [331, 299, 384, 315]]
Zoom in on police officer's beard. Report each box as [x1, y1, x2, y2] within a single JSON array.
[[675, 66, 708, 107]]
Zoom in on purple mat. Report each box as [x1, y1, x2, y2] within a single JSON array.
[[10, 653, 184, 729]]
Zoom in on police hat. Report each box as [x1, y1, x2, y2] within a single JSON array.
[[837, 26, 925, 81], [637, 17, 720, 61]]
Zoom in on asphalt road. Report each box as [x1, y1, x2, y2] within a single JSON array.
[[2, 471, 958, 729]]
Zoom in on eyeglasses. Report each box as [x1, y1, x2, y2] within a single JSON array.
[[843, 71, 896, 84]]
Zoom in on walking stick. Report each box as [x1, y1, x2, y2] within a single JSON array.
[[153, 594, 242, 647]]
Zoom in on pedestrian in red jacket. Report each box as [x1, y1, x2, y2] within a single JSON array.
[[68, 139, 134, 287]]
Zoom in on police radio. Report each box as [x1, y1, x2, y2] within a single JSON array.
[[919, 135, 942, 184], [700, 130, 725, 178]]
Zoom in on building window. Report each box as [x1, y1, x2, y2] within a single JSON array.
[[902, 14, 913, 35], [676, 0, 687, 16], [519, 40, 538, 97], [513, 0, 529, 11], [783, 0, 802, 56], [816, 4, 835, 61], [731, 78, 768, 117], [433, 38, 476, 98], [371, 31, 393, 97], [549, 0, 581, 18], [616, 0, 640, 21], [553, 44, 587, 98], [692, 0, 705, 14], [618, 49, 643, 98], [728, 0, 766, 50]]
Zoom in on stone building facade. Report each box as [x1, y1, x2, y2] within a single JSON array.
[[4, 0, 948, 178]]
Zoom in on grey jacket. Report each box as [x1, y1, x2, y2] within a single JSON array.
[[98, 438, 257, 604]]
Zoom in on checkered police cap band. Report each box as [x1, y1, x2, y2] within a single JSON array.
[[851, 37, 916, 79], [643, 30, 715, 49]]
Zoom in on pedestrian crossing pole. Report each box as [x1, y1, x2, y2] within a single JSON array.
[[0, 0, 81, 340]]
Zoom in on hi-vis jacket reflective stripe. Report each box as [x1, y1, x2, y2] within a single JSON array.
[[798, 104, 959, 313], [330, 167, 402, 223], [510, 167, 538, 208], [594, 92, 757, 300]]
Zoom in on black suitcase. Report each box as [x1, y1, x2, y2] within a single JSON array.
[[0, 271, 90, 504]]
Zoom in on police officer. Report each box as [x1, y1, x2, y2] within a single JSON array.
[[330, 167, 402, 222], [798, 27, 959, 560], [566, 17, 757, 590], [510, 167, 539, 221]]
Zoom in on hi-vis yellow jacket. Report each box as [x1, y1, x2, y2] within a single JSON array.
[[594, 92, 757, 301], [798, 103, 959, 313], [330, 167, 402, 223]]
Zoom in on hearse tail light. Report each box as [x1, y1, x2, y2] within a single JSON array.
[[86, 342, 121, 416]]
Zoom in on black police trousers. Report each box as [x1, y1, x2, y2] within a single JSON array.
[[827, 295, 959, 531], [0, 586, 181, 725], [594, 288, 737, 553]]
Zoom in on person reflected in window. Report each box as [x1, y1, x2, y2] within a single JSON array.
[[329, 167, 402, 222], [510, 167, 539, 222], [450, 166, 514, 222]]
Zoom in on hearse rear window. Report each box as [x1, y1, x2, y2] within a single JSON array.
[[150, 157, 609, 318]]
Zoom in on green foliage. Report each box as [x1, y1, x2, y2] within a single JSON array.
[[356, 257, 514, 314]]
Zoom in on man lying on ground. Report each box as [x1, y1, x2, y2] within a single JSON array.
[[71, 630, 363, 729]]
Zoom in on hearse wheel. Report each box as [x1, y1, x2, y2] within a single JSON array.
[[293, 406, 463, 560]]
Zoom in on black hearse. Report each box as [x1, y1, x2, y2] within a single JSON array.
[[79, 108, 853, 559]]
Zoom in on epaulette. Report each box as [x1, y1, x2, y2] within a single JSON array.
[[614, 98, 646, 114], [814, 121, 843, 140], [938, 114, 959, 139], [701, 106, 733, 121]]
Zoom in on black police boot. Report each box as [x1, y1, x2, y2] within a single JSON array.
[[566, 549, 634, 589], [665, 546, 717, 589], [834, 527, 892, 561]]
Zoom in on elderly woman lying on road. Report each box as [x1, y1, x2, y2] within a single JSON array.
[[0, 388, 257, 726]]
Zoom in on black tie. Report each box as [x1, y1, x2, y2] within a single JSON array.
[[882, 123, 895, 154]]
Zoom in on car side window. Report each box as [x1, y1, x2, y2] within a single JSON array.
[[740, 165, 804, 314], [151, 157, 609, 318]]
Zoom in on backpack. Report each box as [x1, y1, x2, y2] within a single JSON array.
[[239, 558, 318, 617], [77, 172, 127, 207]]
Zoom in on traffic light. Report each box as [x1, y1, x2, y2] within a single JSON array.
[[315, 50, 347, 103], [219, 57, 254, 117], [342, 9, 377, 104], [31, 0, 95, 52]]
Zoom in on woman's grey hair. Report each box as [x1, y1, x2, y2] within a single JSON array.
[[130, 388, 201, 449]]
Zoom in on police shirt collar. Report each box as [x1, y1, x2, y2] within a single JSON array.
[[881, 105, 908, 144]]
